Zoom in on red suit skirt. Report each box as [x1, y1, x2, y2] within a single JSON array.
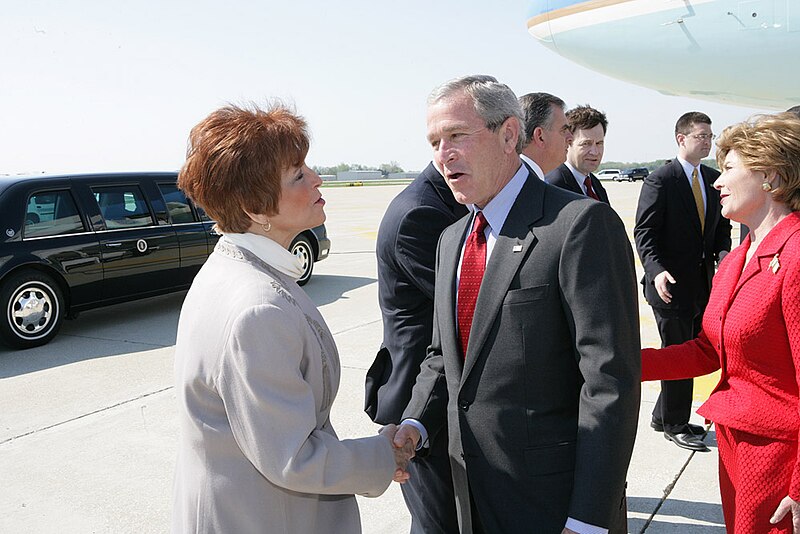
[[716, 424, 797, 533]]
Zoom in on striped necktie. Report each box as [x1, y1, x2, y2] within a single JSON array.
[[691, 168, 705, 233]]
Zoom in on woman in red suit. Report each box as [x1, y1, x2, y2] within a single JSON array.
[[642, 112, 800, 534]]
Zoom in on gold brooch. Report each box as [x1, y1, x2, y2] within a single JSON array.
[[769, 254, 781, 274]]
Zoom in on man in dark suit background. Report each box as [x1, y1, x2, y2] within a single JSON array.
[[545, 105, 611, 205], [393, 75, 640, 534], [518, 92, 573, 178], [634, 111, 731, 452], [364, 161, 466, 532]]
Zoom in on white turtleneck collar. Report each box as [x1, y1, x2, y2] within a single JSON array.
[[222, 232, 305, 280]]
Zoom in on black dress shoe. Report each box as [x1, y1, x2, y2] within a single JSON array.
[[650, 421, 707, 436], [663, 429, 710, 452]]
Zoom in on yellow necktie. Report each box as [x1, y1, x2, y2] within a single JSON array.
[[691, 168, 705, 233]]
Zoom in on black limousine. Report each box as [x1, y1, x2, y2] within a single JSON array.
[[0, 172, 330, 349]]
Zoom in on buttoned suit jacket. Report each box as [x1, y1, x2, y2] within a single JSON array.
[[641, 213, 800, 494], [634, 158, 731, 310], [403, 172, 641, 533], [545, 163, 611, 205], [365, 163, 468, 425]]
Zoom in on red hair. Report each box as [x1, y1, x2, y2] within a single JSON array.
[[178, 103, 310, 232]]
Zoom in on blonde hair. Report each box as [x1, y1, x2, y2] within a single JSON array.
[[716, 113, 800, 211]]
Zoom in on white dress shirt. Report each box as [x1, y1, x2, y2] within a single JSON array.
[[520, 153, 545, 181], [677, 156, 707, 208], [565, 161, 592, 195]]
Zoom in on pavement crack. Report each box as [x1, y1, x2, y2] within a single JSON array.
[[331, 319, 381, 336], [639, 450, 698, 533], [0, 386, 174, 446], [59, 333, 171, 348]]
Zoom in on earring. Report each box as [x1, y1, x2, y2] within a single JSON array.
[[762, 182, 773, 192], [261, 220, 272, 232]]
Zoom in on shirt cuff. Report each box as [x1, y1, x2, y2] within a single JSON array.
[[565, 517, 608, 534], [399, 419, 428, 450]]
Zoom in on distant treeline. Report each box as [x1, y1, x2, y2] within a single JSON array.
[[316, 157, 719, 177], [600, 158, 718, 171], [313, 161, 405, 176]]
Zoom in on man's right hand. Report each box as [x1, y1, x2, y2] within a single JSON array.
[[654, 270, 676, 304], [379, 424, 416, 483], [393, 424, 421, 453]]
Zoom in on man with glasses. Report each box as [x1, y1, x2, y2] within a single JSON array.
[[634, 111, 731, 452]]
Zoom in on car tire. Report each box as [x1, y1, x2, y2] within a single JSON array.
[[290, 234, 315, 286], [0, 271, 65, 349]]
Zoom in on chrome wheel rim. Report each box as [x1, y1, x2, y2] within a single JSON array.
[[292, 241, 312, 278], [7, 282, 57, 338]]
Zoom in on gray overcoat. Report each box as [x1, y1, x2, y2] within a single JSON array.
[[172, 238, 395, 533]]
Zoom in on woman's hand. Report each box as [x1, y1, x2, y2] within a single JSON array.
[[770, 495, 800, 532], [379, 424, 415, 483]]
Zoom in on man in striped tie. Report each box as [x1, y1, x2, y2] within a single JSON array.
[[634, 111, 732, 452]]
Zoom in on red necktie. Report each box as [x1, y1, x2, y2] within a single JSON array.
[[457, 212, 488, 358], [584, 176, 600, 201]]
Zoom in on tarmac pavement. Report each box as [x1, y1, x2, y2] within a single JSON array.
[[0, 180, 726, 533]]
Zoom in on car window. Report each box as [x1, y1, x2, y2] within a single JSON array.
[[92, 185, 154, 229], [157, 183, 196, 224], [194, 204, 212, 222], [23, 190, 85, 238]]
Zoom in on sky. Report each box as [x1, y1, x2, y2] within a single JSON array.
[[1, 0, 772, 175]]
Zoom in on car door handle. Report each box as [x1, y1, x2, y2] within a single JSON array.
[[105, 242, 122, 247]]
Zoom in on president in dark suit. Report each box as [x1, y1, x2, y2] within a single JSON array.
[[364, 161, 466, 532], [394, 75, 640, 534], [634, 111, 731, 452], [545, 105, 610, 205]]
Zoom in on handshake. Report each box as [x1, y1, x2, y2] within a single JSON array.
[[379, 424, 421, 483]]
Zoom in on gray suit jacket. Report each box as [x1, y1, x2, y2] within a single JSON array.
[[173, 238, 395, 534], [404, 174, 641, 533]]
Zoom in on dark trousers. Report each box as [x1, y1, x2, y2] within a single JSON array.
[[401, 431, 459, 534], [651, 306, 704, 428]]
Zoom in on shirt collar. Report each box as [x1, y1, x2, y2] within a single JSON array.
[[677, 156, 700, 180], [565, 161, 587, 189], [519, 154, 545, 180], [468, 163, 528, 234]]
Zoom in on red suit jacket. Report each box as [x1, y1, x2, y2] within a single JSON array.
[[642, 212, 800, 496]]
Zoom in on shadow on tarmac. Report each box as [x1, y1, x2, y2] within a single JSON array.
[[628, 497, 725, 533], [303, 274, 375, 306], [0, 273, 375, 377], [0, 292, 187, 377]]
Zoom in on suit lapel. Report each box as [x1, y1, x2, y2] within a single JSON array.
[[460, 174, 542, 384], [590, 173, 609, 204], [561, 164, 583, 196], [673, 159, 703, 235], [441, 214, 472, 376], [701, 166, 720, 242], [733, 214, 800, 295]]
